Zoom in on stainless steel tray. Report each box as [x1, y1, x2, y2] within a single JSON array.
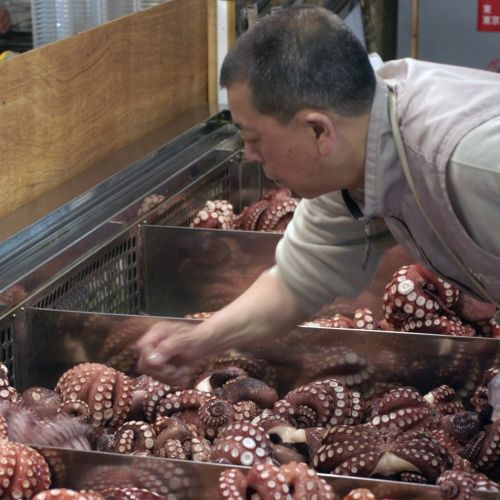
[[17, 309, 499, 499], [35, 445, 472, 499]]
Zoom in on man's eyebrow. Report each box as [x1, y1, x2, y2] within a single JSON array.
[[233, 122, 257, 133]]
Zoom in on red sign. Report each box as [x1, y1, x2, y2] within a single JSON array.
[[478, 0, 500, 31]]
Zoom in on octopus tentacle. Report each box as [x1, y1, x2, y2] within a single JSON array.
[[195, 366, 247, 393], [233, 400, 260, 422], [461, 420, 500, 478], [0, 441, 51, 498], [190, 200, 235, 230], [112, 420, 155, 455], [99, 487, 164, 499], [218, 468, 247, 499], [55, 363, 133, 428], [423, 385, 464, 419], [214, 376, 278, 408], [343, 488, 376, 500], [437, 469, 499, 500], [440, 411, 482, 445], [209, 353, 276, 387], [211, 422, 274, 466], [142, 378, 173, 422], [368, 387, 432, 431], [22, 387, 62, 419], [276, 378, 363, 428], [314, 425, 452, 482], [198, 399, 235, 439], [32, 490, 104, 499], [57, 399, 91, 423]]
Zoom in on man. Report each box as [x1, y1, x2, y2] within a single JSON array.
[[136, 6, 500, 385]]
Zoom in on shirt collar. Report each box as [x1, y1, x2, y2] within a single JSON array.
[[362, 76, 400, 222]]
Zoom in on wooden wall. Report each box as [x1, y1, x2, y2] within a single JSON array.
[[0, 0, 208, 219]]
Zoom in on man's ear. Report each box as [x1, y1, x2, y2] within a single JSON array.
[[304, 111, 335, 156]]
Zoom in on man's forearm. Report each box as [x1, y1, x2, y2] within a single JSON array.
[[195, 269, 309, 353]]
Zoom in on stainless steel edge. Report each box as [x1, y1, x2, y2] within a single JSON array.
[[34, 445, 477, 499]]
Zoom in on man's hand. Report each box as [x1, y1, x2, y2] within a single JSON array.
[[136, 320, 210, 386], [0, 7, 12, 34], [135, 270, 308, 386]]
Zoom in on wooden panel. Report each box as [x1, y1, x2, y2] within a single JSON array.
[[207, 0, 218, 107], [0, 0, 208, 219]]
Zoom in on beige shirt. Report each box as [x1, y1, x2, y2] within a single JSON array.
[[274, 103, 500, 316]]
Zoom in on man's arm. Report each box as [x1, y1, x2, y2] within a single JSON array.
[[136, 189, 396, 384], [136, 268, 308, 385]]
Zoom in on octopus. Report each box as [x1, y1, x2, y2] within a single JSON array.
[[152, 389, 227, 438], [190, 200, 235, 230], [439, 411, 482, 446], [314, 424, 452, 483], [137, 193, 167, 218], [272, 378, 364, 429], [461, 419, 500, 479], [383, 264, 458, 327], [32, 490, 104, 499], [423, 385, 464, 420], [304, 308, 379, 331], [111, 420, 156, 455], [234, 188, 299, 232], [32, 488, 164, 499], [152, 416, 211, 461], [367, 387, 432, 432], [98, 487, 165, 499], [211, 422, 274, 466], [296, 346, 376, 391], [0, 436, 52, 498], [0, 362, 23, 406], [208, 352, 276, 388], [342, 489, 376, 499], [211, 376, 278, 408], [218, 461, 335, 499], [190, 188, 299, 233], [383, 264, 497, 337], [55, 363, 134, 428], [195, 365, 277, 412], [436, 469, 499, 500], [257, 417, 326, 466], [470, 367, 499, 422]]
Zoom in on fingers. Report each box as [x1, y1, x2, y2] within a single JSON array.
[[136, 358, 192, 387], [135, 320, 203, 386], [135, 321, 172, 351]]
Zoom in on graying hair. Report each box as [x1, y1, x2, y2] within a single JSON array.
[[220, 6, 376, 123]]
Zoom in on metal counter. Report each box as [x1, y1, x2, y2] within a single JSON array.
[[0, 111, 497, 499]]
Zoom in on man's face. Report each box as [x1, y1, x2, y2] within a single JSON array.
[[227, 82, 324, 198]]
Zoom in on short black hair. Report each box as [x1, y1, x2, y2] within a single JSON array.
[[220, 6, 376, 123]]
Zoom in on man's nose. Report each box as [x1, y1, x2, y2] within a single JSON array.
[[244, 143, 263, 163]]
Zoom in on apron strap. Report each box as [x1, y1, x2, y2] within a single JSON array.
[[388, 89, 499, 308]]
